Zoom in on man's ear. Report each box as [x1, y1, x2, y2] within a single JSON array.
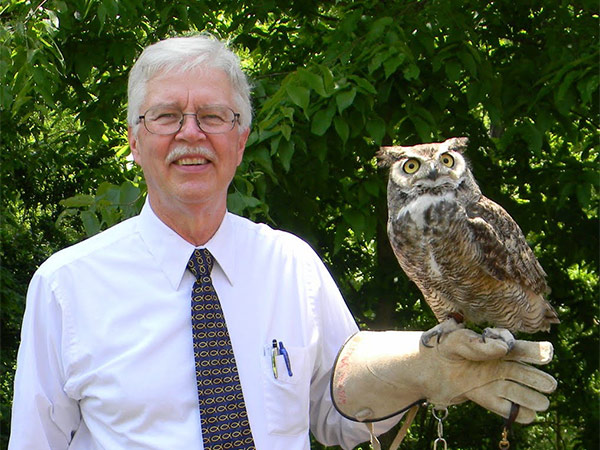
[[128, 126, 141, 164]]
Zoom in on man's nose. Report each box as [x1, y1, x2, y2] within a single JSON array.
[[177, 114, 207, 138]]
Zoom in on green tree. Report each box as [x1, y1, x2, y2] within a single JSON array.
[[1, 0, 597, 448]]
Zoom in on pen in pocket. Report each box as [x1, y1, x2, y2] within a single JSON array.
[[271, 339, 278, 379], [278, 341, 293, 377], [270, 339, 293, 378]]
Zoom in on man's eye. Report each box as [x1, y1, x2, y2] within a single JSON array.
[[153, 112, 179, 121], [201, 113, 226, 123]]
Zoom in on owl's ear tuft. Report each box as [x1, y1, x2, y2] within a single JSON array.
[[377, 146, 402, 168], [445, 137, 469, 153]]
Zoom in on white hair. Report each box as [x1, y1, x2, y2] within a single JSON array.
[[127, 34, 252, 133]]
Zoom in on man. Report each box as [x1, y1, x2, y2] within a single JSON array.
[[9, 35, 555, 449]]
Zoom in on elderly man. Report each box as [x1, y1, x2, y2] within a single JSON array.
[[9, 35, 556, 450]]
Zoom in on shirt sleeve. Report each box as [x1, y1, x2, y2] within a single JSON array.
[[304, 252, 375, 449], [9, 270, 81, 449]]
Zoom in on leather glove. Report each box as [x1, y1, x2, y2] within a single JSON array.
[[331, 329, 557, 424]]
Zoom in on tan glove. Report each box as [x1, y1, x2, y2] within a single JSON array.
[[331, 329, 556, 424]]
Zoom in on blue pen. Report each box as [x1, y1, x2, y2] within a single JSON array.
[[278, 341, 293, 377]]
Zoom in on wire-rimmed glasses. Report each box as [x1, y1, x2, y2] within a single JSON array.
[[138, 105, 240, 135]]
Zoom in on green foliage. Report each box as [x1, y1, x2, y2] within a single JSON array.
[[1, 0, 598, 448], [57, 179, 146, 235]]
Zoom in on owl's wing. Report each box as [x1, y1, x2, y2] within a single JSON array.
[[466, 196, 549, 295]]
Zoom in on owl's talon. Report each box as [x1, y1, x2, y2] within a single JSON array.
[[421, 317, 464, 348], [481, 327, 515, 352], [421, 335, 435, 348], [421, 331, 438, 347]]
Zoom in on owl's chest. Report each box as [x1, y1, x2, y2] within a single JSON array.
[[391, 192, 464, 233], [388, 193, 469, 265], [388, 194, 471, 283]]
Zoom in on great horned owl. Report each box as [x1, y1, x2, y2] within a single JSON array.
[[378, 137, 559, 347]]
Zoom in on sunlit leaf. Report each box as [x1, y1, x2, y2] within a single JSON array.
[[285, 84, 310, 111], [59, 194, 95, 208]]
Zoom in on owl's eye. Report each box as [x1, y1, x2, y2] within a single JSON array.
[[440, 153, 455, 168], [403, 159, 421, 174]]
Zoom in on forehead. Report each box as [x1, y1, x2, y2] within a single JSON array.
[[402, 144, 442, 159], [142, 67, 234, 109]]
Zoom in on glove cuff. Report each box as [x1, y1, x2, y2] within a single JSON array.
[[331, 331, 426, 422]]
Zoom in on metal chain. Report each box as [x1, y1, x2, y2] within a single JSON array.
[[498, 427, 510, 449], [499, 402, 519, 449], [427, 404, 516, 449], [432, 407, 448, 450]]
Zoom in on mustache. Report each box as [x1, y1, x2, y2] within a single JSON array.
[[165, 146, 216, 164]]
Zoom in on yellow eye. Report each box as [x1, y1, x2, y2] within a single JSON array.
[[440, 153, 455, 168], [403, 158, 420, 174]]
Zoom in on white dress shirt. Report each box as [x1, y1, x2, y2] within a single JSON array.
[[9, 201, 375, 449]]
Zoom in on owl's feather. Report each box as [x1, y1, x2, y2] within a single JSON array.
[[466, 197, 548, 294], [379, 137, 559, 335]]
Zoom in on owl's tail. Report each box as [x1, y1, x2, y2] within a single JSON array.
[[519, 290, 560, 333]]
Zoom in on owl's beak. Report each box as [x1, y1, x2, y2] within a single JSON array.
[[426, 167, 439, 180]]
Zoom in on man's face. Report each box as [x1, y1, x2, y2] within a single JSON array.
[[128, 67, 249, 216]]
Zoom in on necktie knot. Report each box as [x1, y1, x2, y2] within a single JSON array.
[[187, 248, 214, 280]]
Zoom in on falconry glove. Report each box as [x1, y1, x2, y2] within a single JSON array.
[[331, 329, 556, 425]]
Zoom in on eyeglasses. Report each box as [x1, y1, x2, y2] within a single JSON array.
[[138, 105, 241, 135]]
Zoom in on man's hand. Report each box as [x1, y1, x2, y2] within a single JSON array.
[[331, 329, 557, 424]]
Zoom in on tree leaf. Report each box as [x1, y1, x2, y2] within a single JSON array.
[[577, 74, 599, 105], [368, 51, 387, 74], [343, 208, 366, 235], [120, 181, 141, 205], [277, 138, 295, 172], [556, 70, 579, 103], [403, 63, 420, 81], [81, 210, 101, 236], [247, 146, 275, 177], [366, 116, 386, 144], [444, 59, 462, 82], [298, 68, 327, 97], [60, 194, 95, 208], [311, 103, 336, 136], [411, 115, 432, 141], [576, 183, 592, 209], [363, 178, 380, 197], [519, 122, 543, 155], [335, 88, 356, 114], [349, 75, 377, 94], [384, 53, 406, 79], [334, 115, 350, 143], [227, 191, 262, 215], [458, 49, 477, 77], [319, 64, 336, 94], [285, 84, 310, 111]]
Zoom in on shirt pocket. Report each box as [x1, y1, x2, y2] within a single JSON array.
[[260, 343, 311, 436]]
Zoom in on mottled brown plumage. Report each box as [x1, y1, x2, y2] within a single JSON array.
[[378, 137, 559, 344]]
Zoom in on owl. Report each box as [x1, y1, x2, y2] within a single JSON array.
[[377, 137, 559, 347]]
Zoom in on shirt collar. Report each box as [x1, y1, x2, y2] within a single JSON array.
[[137, 200, 236, 289], [203, 211, 236, 287]]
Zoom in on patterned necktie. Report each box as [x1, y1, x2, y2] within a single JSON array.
[[187, 248, 255, 449]]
